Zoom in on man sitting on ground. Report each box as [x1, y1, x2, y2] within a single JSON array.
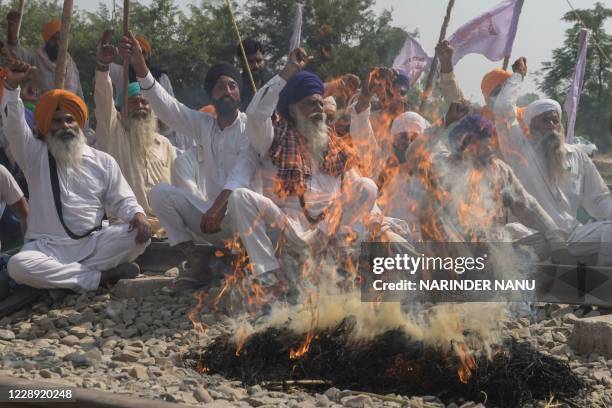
[[94, 33, 176, 233], [2, 59, 151, 292], [119, 32, 258, 289]]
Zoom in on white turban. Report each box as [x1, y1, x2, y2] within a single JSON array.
[[323, 96, 337, 110], [524, 99, 562, 128], [390, 112, 431, 135]]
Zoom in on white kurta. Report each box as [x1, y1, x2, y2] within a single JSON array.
[[94, 70, 176, 220], [236, 74, 379, 275], [494, 73, 612, 265], [2, 87, 147, 291], [8, 42, 83, 98], [138, 71, 258, 248]]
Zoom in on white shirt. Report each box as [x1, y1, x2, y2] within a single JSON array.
[[494, 73, 612, 232], [0, 163, 24, 219], [138, 71, 258, 199], [2, 87, 143, 241]]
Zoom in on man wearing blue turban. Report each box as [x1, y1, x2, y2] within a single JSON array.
[[226, 48, 382, 294]]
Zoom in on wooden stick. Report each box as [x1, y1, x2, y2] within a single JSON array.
[[226, 0, 256, 94], [54, 0, 73, 89], [419, 0, 456, 113], [502, 56, 510, 70], [16, 0, 26, 40], [122, 0, 130, 117]]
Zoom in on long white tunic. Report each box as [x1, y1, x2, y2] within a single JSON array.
[[2, 86, 144, 242], [137, 72, 258, 199], [493, 73, 612, 232]]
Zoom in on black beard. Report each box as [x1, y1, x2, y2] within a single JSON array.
[[213, 97, 239, 117], [45, 43, 59, 62]]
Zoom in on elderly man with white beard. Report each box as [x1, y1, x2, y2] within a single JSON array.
[[1, 59, 151, 292], [494, 58, 612, 267], [94, 33, 176, 233], [226, 48, 379, 291]]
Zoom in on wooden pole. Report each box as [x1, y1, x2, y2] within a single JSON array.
[[502, 56, 510, 70], [16, 0, 26, 40], [122, 0, 130, 117], [54, 0, 73, 89], [419, 0, 455, 113]]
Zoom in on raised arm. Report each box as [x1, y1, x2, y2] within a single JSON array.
[[119, 31, 207, 142], [436, 40, 466, 104], [93, 33, 120, 151], [245, 48, 312, 156], [1, 59, 43, 171]]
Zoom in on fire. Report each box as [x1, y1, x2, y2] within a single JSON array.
[[187, 290, 208, 334], [289, 294, 319, 360], [455, 342, 477, 384]]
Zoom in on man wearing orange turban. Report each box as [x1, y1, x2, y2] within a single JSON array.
[[5, 11, 83, 98], [1, 60, 152, 293]]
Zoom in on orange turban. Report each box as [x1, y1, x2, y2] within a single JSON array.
[[136, 36, 152, 57], [35, 90, 88, 136], [42, 19, 61, 43], [481, 69, 512, 100]]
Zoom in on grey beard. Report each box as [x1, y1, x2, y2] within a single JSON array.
[[124, 111, 158, 156], [532, 128, 567, 185], [47, 128, 86, 171], [292, 107, 329, 162]]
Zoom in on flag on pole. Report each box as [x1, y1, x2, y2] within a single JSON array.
[[448, 0, 523, 66], [564, 28, 589, 143], [392, 35, 432, 86], [289, 3, 304, 53]]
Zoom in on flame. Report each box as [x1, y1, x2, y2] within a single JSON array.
[[187, 290, 208, 334], [455, 342, 477, 384], [289, 294, 319, 360]]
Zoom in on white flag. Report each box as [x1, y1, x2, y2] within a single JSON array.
[[448, 0, 523, 66], [289, 3, 304, 53], [564, 28, 589, 143], [392, 35, 432, 86]]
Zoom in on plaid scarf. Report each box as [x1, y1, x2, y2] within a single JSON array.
[[269, 122, 353, 197]]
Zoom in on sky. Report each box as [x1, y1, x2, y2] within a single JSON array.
[[78, 0, 612, 103]]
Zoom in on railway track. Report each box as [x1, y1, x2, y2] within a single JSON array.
[[0, 375, 194, 408]]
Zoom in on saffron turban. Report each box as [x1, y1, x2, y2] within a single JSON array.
[[35, 90, 88, 136], [448, 115, 494, 155], [136, 36, 152, 57], [115, 82, 142, 109], [390, 112, 431, 135], [524, 99, 562, 128], [277, 70, 324, 120], [480, 69, 512, 99], [204, 62, 242, 97], [42, 19, 61, 43]]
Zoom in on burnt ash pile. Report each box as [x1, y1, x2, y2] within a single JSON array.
[[184, 318, 588, 407]]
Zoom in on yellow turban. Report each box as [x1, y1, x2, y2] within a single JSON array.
[[136, 36, 152, 57], [42, 19, 61, 43], [480, 69, 512, 100], [35, 89, 88, 136]]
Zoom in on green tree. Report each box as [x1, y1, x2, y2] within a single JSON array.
[[538, 2, 611, 151], [242, 0, 412, 80]]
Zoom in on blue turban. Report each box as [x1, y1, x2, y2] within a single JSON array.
[[276, 71, 324, 120], [115, 82, 142, 109], [448, 115, 494, 155]]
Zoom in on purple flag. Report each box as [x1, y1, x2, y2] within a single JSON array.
[[448, 0, 523, 65], [289, 3, 304, 53], [564, 28, 589, 143], [392, 35, 432, 86]]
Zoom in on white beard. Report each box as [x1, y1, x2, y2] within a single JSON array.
[[123, 111, 158, 157], [531, 127, 567, 185], [292, 106, 329, 162], [46, 128, 86, 172]]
